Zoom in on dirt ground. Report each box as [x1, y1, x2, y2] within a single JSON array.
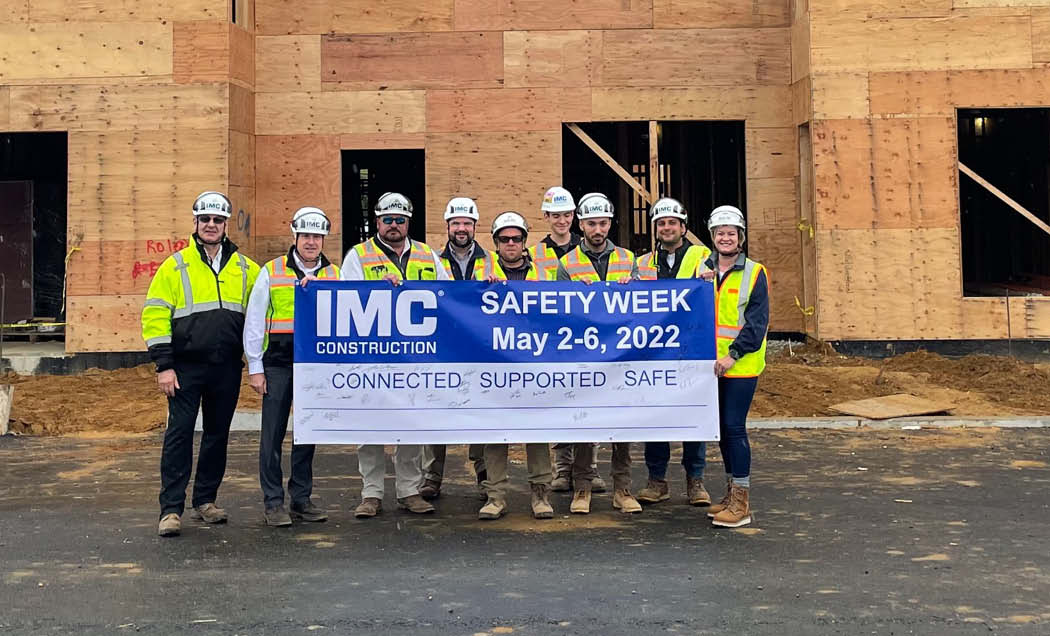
[[3, 344, 1049, 435]]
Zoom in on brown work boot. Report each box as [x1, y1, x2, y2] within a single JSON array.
[[637, 478, 670, 504], [478, 497, 506, 520], [551, 471, 572, 492], [687, 477, 712, 506], [530, 484, 554, 519], [419, 479, 441, 500], [712, 486, 752, 528], [191, 503, 228, 524], [158, 513, 181, 537], [707, 478, 733, 518], [290, 498, 328, 522], [398, 494, 436, 514], [354, 497, 382, 518], [612, 488, 643, 514], [570, 488, 591, 514], [263, 505, 293, 527]]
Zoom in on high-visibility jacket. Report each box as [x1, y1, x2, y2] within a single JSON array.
[[441, 248, 495, 280], [560, 245, 635, 282], [527, 242, 564, 280], [264, 254, 339, 336], [715, 257, 768, 378], [636, 244, 712, 280], [473, 256, 555, 281], [353, 238, 439, 281], [141, 237, 260, 371]]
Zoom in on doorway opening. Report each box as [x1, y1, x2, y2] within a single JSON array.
[[562, 121, 746, 254], [0, 132, 68, 327], [958, 108, 1050, 297], [341, 149, 426, 256]]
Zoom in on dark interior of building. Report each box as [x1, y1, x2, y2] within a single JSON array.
[[341, 149, 427, 255]]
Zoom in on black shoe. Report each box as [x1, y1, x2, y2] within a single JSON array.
[[290, 499, 329, 522], [264, 505, 292, 527], [476, 470, 489, 501]]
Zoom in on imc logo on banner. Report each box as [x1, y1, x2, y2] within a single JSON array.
[[315, 289, 437, 337]]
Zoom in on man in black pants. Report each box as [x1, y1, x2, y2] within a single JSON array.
[[142, 191, 261, 537]]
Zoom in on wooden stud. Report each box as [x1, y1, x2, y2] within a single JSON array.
[[959, 162, 1050, 238], [648, 120, 659, 202], [565, 123, 652, 205]]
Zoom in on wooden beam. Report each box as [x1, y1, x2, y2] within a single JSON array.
[[648, 120, 660, 202], [959, 162, 1050, 237], [566, 123, 653, 205]]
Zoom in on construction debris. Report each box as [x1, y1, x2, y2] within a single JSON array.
[[829, 394, 953, 420]]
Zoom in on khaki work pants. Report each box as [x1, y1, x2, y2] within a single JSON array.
[[481, 443, 553, 500], [571, 442, 632, 491], [423, 444, 486, 485]]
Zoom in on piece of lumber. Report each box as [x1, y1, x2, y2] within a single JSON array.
[[565, 123, 652, 205], [959, 162, 1050, 238], [829, 394, 952, 420], [648, 121, 659, 202], [0, 384, 12, 436]]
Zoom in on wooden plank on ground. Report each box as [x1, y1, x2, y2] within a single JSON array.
[[256, 135, 341, 237], [503, 30, 602, 88], [453, 0, 653, 30], [592, 86, 792, 127], [654, 0, 790, 28], [321, 32, 503, 90], [427, 88, 591, 133], [829, 394, 953, 420], [256, 35, 321, 93], [256, 0, 454, 35], [255, 90, 425, 135], [0, 22, 172, 81], [601, 28, 790, 86], [66, 295, 147, 352]]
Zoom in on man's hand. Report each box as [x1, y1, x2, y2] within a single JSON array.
[[299, 274, 318, 288], [249, 373, 267, 396], [617, 276, 631, 285], [157, 369, 180, 397], [699, 270, 715, 281], [714, 355, 736, 377], [382, 273, 402, 286], [486, 274, 500, 283]]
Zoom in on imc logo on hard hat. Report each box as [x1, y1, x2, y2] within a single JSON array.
[[315, 289, 437, 337]]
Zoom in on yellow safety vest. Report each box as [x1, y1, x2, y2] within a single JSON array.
[[474, 257, 554, 281], [636, 244, 712, 280], [264, 255, 339, 336], [141, 239, 260, 349], [353, 238, 439, 281], [715, 257, 768, 378], [527, 242, 563, 280], [560, 245, 635, 282], [440, 249, 495, 280]]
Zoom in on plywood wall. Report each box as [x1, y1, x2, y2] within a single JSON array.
[[0, 2, 256, 352], [807, 0, 1050, 340]]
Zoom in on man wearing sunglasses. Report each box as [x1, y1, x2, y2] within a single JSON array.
[[341, 192, 449, 518], [420, 197, 494, 501], [143, 191, 261, 537]]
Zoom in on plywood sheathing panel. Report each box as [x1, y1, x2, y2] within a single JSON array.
[[226, 184, 256, 259], [812, 72, 870, 119], [869, 68, 1050, 116], [601, 28, 791, 86], [745, 127, 796, 179], [67, 130, 228, 242], [1033, 9, 1050, 64], [792, 77, 812, 125], [748, 178, 799, 230], [66, 295, 146, 352], [654, 0, 790, 28], [810, 14, 1032, 73], [0, 86, 11, 126], [229, 83, 254, 134], [592, 86, 793, 127], [173, 21, 229, 84], [321, 32, 503, 90], [256, 35, 322, 93], [790, 5, 810, 82], [67, 239, 191, 296], [427, 88, 591, 133], [8, 83, 228, 132], [453, 0, 654, 31], [230, 24, 255, 88], [503, 30, 602, 88], [339, 133, 426, 149], [234, 0, 255, 32], [811, 118, 957, 230], [255, 135, 341, 238], [229, 131, 255, 187], [255, 0, 454, 36], [425, 131, 559, 246], [748, 228, 804, 332], [26, 0, 224, 22], [0, 0, 28, 23], [0, 22, 172, 81], [255, 90, 425, 135], [809, 0, 951, 18]]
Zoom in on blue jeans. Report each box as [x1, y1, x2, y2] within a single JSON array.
[[644, 442, 705, 480], [718, 376, 757, 479]]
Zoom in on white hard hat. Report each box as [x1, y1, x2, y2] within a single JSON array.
[[707, 205, 746, 232], [491, 211, 529, 238], [576, 192, 614, 220], [290, 206, 331, 237], [650, 197, 687, 222], [192, 191, 232, 218], [444, 197, 479, 222], [374, 192, 413, 217], [541, 187, 576, 213]]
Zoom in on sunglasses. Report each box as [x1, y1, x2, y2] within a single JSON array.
[[380, 216, 408, 225], [496, 235, 525, 244], [196, 215, 227, 224]]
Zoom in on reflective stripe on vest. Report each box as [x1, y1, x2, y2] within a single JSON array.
[[561, 246, 634, 282], [528, 243, 561, 279], [714, 258, 768, 378], [485, 259, 552, 281], [635, 245, 709, 281], [265, 255, 338, 335], [169, 250, 249, 319], [354, 239, 438, 281]]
